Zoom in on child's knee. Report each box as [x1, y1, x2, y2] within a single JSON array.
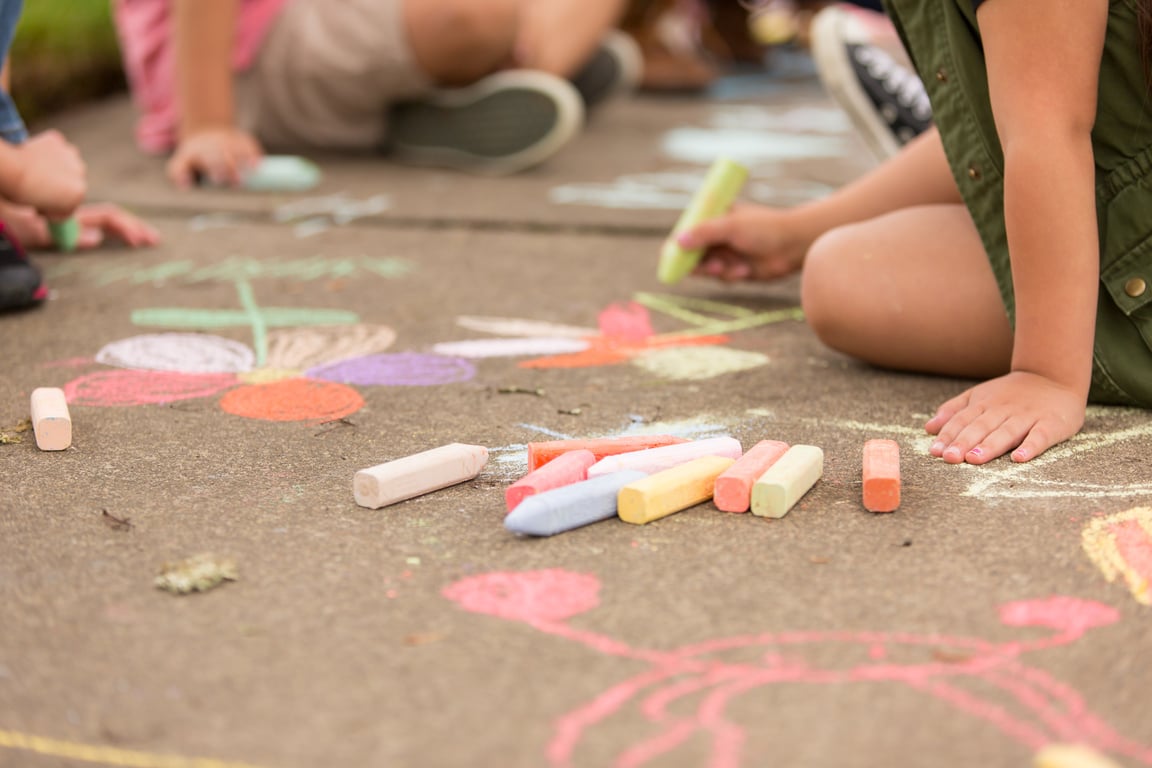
[[405, 0, 519, 83], [801, 225, 860, 343]]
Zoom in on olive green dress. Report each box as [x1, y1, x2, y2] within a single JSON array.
[[885, 0, 1152, 405]]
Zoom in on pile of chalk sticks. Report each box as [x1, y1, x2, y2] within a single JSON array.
[[353, 435, 901, 537]]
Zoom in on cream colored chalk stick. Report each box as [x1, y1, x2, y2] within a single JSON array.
[[750, 444, 823, 518], [353, 443, 488, 509], [30, 387, 72, 451], [617, 455, 735, 525], [1034, 744, 1123, 768]]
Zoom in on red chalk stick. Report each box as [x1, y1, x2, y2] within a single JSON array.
[[862, 439, 901, 512], [714, 439, 789, 512], [527, 435, 689, 471], [506, 449, 597, 513]]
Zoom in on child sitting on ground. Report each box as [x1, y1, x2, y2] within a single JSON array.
[[113, 0, 640, 185], [0, 0, 159, 312], [677, 0, 1152, 465]]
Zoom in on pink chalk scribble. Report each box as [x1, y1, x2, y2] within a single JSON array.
[[442, 570, 1150, 768]]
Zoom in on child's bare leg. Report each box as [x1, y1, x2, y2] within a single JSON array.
[[402, 0, 624, 85], [800, 203, 1013, 378], [403, 0, 521, 86]]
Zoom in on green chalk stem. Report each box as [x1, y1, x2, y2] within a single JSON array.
[[657, 157, 749, 285], [48, 218, 80, 252]]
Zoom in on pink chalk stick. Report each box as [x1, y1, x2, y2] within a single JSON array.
[[713, 439, 790, 512], [506, 449, 597, 513]]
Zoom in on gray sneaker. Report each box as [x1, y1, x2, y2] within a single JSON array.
[[570, 30, 643, 110], [386, 70, 585, 176]]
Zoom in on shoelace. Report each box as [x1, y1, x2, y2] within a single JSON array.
[[853, 45, 932, 121]]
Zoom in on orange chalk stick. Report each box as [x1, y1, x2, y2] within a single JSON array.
[[714, 439, 789, 513], [862, 439, 901, 512], [505, 449, 597, 513], [527, 435, 689, 471]]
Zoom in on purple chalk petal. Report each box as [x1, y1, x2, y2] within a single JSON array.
[[307, 352, 476, 387]]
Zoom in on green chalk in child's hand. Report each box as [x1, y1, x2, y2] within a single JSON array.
[[657, 157, 749, 285], [48, 218, 80, 253]]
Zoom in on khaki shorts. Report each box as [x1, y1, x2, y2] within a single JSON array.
[[238, 0, 432, 150]]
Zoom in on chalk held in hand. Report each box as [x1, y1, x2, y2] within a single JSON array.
[[618, 455, 735, 525], [587, 436, 742, 478], [527, 434, 689, 471], [751, 444, 823, 518], [353, 443, 488, 509], [657, 157, 749, 284], [30, 387, 72, 451], [48, 218, 80, 252], [714, 439, 789, 513], [506, 448, 596, 512], [505, 470, 647, 537], [862, 439, 901, 512]]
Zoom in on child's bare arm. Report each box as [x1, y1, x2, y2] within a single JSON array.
[[925, 0, 1107, 463], [166, 0, 262, 187]]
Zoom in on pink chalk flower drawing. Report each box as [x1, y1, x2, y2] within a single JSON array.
[[60, 326, 476, 422], [443, 570, 1152, 768]]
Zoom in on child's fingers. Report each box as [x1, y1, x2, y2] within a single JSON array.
[[924, 392, 969, 436], [938, 409, 1011, 464], [677, 212, 735, 251]]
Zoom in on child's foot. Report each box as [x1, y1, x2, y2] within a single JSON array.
[[0, 221, 46, 312], [386, 70, 584, 176], [810, 5, 932, 161], [570, 30, 643, 110]]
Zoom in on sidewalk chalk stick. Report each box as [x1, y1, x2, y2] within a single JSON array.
[[505, 470, 647, 537], [618, 455, 735, 525], [1034, 744, 1123, 768], [30, 387, 72, 451], [242, 156, 322, 192], [353, 443, 488, 509], [657, 157, 749, 285], [751, 444, 823, 518], [505, 448, 597, 513], [527, 434, 689, 471], [862, 439, 901, 513], [587, 436, 742, 478], [714, 439, 790, 512], [48, 218, 80, 252]]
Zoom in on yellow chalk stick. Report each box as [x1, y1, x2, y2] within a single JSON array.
[[657, 157, 749, 284], [1034, 744, 1123, 768], [751, 444, 823, 518], [617, 455, 735, 525], [30, 387, 71, 451]]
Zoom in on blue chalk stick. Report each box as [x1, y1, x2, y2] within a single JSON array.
[[504, 470, 648, 537], [240, 156, 322, 192]]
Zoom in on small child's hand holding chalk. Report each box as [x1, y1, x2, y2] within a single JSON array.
[[677, 204, 808, 283]]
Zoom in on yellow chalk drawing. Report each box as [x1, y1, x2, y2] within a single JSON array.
[[0, 728, 266, 768], [1082, 507, 1152, 606]]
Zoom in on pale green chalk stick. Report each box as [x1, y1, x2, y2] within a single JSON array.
[[751, 444, 823, 519], [48, 218, 80, 253], [657, 157, 749, 285]]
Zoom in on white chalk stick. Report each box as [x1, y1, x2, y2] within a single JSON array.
[[587, 436, 743, 478], [750, 444, 823, 518], [30, 387, 71, 451], [353, 443, 488, 509]]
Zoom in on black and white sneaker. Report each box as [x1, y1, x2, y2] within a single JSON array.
[[570, 30, 643, 111], [386, 69, 585, 176], [811, 6, 932, 161]]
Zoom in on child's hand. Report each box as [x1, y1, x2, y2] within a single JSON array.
[[167, 128, 263, 189], [925, 371, 1087, 464], [677, 204, 808, 282], [0, 201, 160, 250], [2, 130, 87, 217]]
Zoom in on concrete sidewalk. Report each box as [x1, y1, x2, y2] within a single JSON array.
[[2, 64, 1151, 768]]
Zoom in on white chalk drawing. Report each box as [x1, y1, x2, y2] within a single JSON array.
[[550, 171, 836, 211], [456, 317, 598, 339], [431, 338, 592, 359], [96, 333, 255, 374], [662, 128, 852, 167], [631, 345, 769, 381]]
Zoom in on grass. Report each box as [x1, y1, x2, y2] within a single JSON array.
[[9, 0, 126, 124]]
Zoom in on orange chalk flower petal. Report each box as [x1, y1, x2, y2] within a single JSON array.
[[219, 378, 364, 422]]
